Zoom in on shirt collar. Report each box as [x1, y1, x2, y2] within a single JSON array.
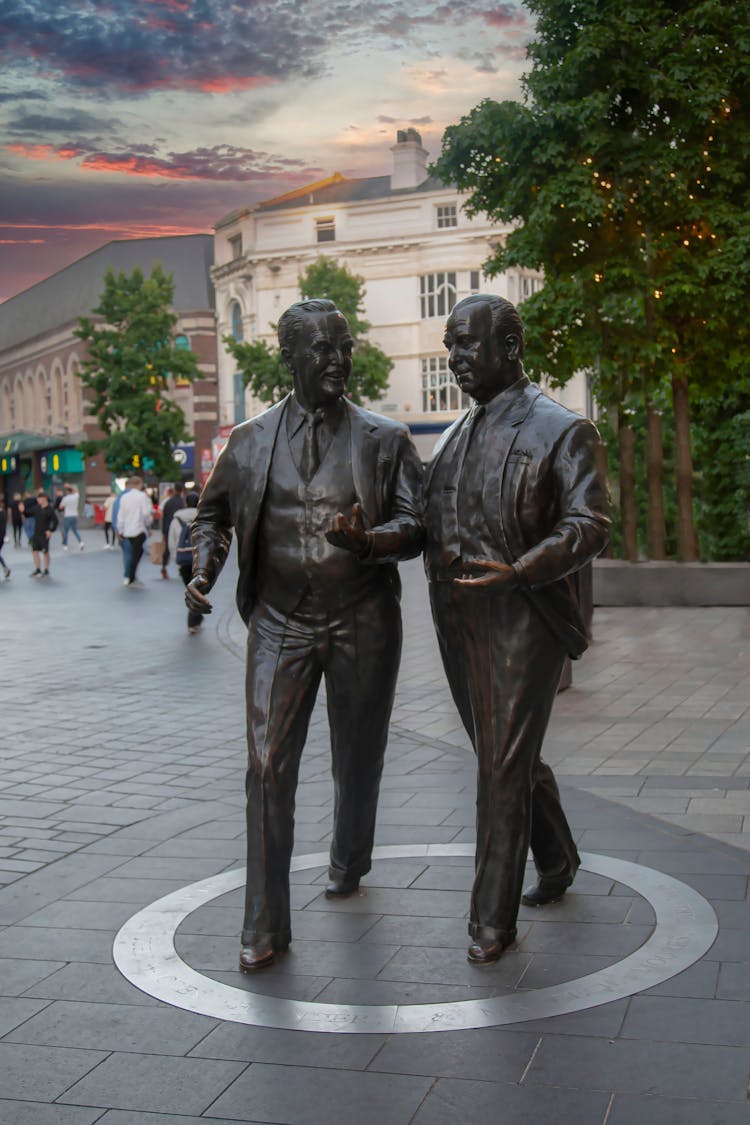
[[482, 374, 530, 421], [287, 393, 344, 437]]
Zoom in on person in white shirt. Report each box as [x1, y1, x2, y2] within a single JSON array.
[[60, 484, 84, 550], [116, 476, 153, 587], [103, 491, 116, 548]]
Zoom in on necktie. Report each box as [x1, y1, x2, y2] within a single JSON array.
[[300, 409, 325, 482], [441, 403, 485, 568]]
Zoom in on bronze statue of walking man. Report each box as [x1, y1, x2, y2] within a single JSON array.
[[187, 299, 424, 971], [424, 294, 609, 964]]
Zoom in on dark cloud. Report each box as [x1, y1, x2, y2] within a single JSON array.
[[0, 1, 528, 95], [5, 138, 322, 183], [0, 89, 48, 103], [7, 108, 122, 133]]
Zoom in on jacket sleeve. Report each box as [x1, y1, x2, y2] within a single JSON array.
[[363, 427, 425, 563], [512, 419, 610, 590], [190, 439, 235, 589]]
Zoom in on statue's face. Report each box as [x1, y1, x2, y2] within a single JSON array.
[[444, 302, 517, 404], [286, 310, 354, 410]]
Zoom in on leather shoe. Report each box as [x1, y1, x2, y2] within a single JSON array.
[[238, 944, 275, 973], [467, 930, 517, 965], [325, 876, 360, 898], [521, 877, 573, 907]]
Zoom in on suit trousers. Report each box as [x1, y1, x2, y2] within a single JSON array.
[[429, 580, 580, 940], [242, 581, 402, 947]]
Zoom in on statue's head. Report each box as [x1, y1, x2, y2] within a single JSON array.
[[444, 294, 524, 404], [278, 299, 353, 411]]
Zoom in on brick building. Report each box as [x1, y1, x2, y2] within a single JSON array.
[[0, 234, 219, 508]]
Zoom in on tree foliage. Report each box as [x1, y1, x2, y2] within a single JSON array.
[[75, 265, 200, 478], [435, 0, 750, 559], [224, 257, 392, 406]]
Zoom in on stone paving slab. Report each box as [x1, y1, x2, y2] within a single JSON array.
[[1, 536, 749, 1123]]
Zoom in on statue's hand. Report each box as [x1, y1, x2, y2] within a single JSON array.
[[325, 503, 372, 556], [185, 572, 213, 614], [453, 560, 517, 589]]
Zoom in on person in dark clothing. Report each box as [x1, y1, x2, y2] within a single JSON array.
[[21, 492, 38, 546], [160, 482, 185, 578], [168, 491, 201, 632], [0, 503, 10, 578], [30, 492, 58, 577], [10, 493, 23, 547]]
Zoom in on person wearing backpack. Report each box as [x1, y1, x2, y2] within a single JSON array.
[[168, 491, 201, 632]]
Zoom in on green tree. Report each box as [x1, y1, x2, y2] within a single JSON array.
[[224, 257, 392, 406], [435, 0, 750, 560], [74, 265, 200, 478]]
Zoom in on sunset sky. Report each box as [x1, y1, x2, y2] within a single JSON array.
[[0, 1, 531, 302]]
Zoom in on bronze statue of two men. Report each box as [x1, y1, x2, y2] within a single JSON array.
[[187, 294, 609, 971]]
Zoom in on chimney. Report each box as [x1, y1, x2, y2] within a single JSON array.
[[390, 128, 429, 191]]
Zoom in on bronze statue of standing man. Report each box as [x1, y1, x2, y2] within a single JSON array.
[[424, 294, 609, 964], [186, 299, 424, 971]]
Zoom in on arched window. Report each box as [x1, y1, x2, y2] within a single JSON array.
[[52, 364, 65, 426], [67, 355, 83, 431], [230, 302, 244, 342], [23, 375, 34, 430], [1, 381, 11, 430]]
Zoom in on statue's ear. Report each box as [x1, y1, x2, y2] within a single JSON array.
[[280, 347, 294, 375], [504, 333, 521, 362]]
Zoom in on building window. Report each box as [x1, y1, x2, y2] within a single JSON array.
[[419, 272, 457, 319], [230, 302, 244, 341], [519, 275, 543, 298], [233, 372, 246, 424], [228, 234, 243, 259], [315, 217, 336, 243], [436, 204, 458, 229], [470, 270, 481, 293], [421, 357, 471, 413]]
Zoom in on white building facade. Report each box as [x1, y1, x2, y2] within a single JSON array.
[[212, 129, 587, 458]]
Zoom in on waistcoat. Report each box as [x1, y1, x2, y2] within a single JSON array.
[[256, 412, 381, 613]]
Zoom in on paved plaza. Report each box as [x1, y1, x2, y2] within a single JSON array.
[[1, 527, 749, 1124]]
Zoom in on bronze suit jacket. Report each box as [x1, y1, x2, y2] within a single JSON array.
[[192, 395, 425, 624], [425, 378, 610, 658]]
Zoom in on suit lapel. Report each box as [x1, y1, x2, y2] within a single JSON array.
[[425, 413, 466, 491], [347, 402, 380, 522], [245, 396, 288, 517]]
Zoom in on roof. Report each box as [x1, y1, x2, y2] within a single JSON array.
[[258, 172, 448, 212], [215, 171, 450, 226], [0, 234, 215, 353]]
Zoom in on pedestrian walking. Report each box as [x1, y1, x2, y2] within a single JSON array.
[[29, 492, 58, 577], [103, 491, 116, 547], [21, 491, 37, 546], [9, 492, 23, 547], [0, 502, 11, 578], [160, 481, 185, 579], [60, 484, 84, 550], [112, 486, 132, 578], [116, 476, 152, 587], [168, 490, 200, 631]]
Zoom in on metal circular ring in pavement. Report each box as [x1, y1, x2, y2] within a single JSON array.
[[113, 845, 717, 1034]]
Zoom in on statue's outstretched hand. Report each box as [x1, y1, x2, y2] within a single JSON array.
[[325, 503, 371, 556], [453, 560, 517, 589], [185, 572, 213, 614]]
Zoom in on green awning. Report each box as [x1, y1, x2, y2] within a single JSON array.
[[0, 431, 69, 455]]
